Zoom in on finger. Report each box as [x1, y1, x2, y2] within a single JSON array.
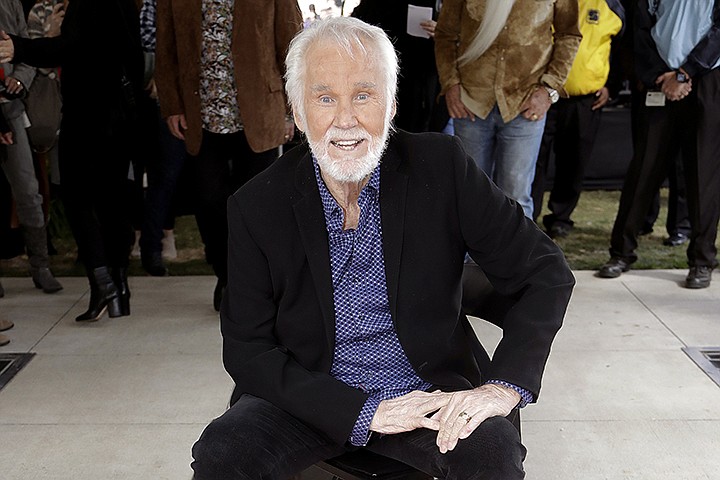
[[0, 30, 9, 40]]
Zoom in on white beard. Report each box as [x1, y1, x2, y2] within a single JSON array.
[[308, 124, 390, 184]]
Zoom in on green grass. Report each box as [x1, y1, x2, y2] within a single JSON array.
[[1, 188, 711, 276]]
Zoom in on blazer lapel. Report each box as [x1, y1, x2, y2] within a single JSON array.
[[292, 151, 337, 354], [379, 142, 408, 323]]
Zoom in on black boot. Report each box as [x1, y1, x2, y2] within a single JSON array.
[[76, 267, 121, 322], [111, 267, 131, 316]]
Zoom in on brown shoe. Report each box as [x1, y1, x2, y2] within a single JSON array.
[[0, 318, 14, 332], [0, 333, 9, 346]]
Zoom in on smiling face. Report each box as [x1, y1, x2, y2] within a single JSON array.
[[295, 40, 394, 184]]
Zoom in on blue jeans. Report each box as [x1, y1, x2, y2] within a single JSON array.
[[454, 106, 546, 217]]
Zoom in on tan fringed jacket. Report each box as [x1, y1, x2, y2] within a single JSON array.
[[435, 0, 582, 122]]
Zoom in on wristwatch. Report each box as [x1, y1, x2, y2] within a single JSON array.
[[676, 71, 689, 83], [543, 85, 560, 104]]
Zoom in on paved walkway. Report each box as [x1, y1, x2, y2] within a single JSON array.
[[1, 271, 718, 479]]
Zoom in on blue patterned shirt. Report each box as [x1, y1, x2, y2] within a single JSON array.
[[313, 159, 533, 446], [314, 160, 432, 446]]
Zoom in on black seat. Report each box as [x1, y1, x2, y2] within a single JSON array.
[[312, 450, 433, 480]]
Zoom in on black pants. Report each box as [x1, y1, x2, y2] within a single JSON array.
[[610, 68, 720, 267], [191, 395, 526, 480], [190, 130, 277, 284], [531, 94, 602, 225], [58, 116, 135, 270]]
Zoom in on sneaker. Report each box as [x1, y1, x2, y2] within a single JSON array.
[[662, 232, 689, 247]]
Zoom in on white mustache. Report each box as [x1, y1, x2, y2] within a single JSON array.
[[323, 127, 371, 143]]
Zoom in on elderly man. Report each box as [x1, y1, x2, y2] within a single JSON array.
[[434, 0, 581, 218], [190, 17, 574, 480]]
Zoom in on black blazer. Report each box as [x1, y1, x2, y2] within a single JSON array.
[[222, 130, 575, 445]]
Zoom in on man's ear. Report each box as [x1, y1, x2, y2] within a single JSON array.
[[293, 110, 305, 133]]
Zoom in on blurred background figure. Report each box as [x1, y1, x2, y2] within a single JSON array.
[[435, 0, 581, 218], [3, 0, 146, 320], [155, 0, 302, 311], [1, 0, 62, 295], [352, 0, 444, 133], [532, 0, 625, 239]]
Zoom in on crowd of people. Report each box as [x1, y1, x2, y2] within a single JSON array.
[[0, 0, 718, 475]]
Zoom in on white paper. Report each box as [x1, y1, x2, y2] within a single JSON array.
[[407, 5, 433, 39]]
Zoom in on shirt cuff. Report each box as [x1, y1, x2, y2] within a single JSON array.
[[349, 396, 382, 447], [485, 380, 534, 408]]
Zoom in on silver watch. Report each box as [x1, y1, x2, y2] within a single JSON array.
[[544, 85, 559, 104]]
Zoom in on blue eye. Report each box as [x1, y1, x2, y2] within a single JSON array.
[[357, 93, 369, 101], [319, 96, 333, 103]]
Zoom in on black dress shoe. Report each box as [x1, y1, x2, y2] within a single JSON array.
[[685, 266, 714, 289], [141, 251, 169, 277], [662, 232, 689, 247], [548, 223, 572, 239], [598, 257, 631, 278]]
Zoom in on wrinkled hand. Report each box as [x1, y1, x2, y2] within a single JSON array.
[[0, 31, 14, 63], [433, 384, 520, 454], [369, 390, 450, 435], [591, 86, 610, 111], [445, 84, 475, 120], [47, 3, 65, 37], [656, 71, 691, 102], [520, 87, 552, 121], [166, 114, 187, 140], [4, 76, 24, 95], [420, 20, 437, 38]]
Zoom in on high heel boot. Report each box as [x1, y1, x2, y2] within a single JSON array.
[[76, 267, 121, 322], [111, 267, 131, 316]]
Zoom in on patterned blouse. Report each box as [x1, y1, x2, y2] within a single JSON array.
[[200, 0, 243, 134]]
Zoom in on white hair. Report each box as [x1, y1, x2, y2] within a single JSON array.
[[284, 16, 399, 129], [458, 0, 517, 66]]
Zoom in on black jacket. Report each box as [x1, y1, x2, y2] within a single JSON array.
[[221, 130, 575, 445]]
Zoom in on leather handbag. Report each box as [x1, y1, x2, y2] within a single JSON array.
[[24, 69, 62, 153]]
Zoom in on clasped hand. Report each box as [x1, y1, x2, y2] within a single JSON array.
[[369, 384, 520, 454], [656, 71, 692, 102]]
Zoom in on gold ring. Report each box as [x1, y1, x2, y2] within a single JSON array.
[[531, 114, 538, 121], [457, 411, 472, 423]]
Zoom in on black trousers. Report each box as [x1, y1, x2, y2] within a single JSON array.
[[531, 94, 602, 225], [191, 394, 526, 480], [58, 116, 135, 270], [609, 68, 720, 267], [190, 130, 277, 284]]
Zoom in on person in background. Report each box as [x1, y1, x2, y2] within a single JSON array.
[[434, 0, 581, 218], [154, 0, 302, 311], [532, 0, 625, 238], [190, 17, 574, 479], [352, 0, 442, 133], [1, 0, 145, 319], [598, 0, 720, 288], [0, 0, 62, 295]]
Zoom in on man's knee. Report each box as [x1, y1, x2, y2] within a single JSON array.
[[445, 416, 526, 480], [191, 411, 273, 479]]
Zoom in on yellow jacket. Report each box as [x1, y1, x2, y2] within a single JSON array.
[[564, 0, 624, 96]]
